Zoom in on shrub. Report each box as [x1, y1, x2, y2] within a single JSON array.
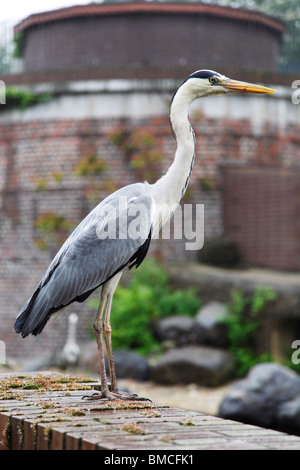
[[3, 88, 52, 111], [33, 212, 75, 251], [224, 286, 277, 376]]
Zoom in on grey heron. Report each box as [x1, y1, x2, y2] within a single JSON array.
[[15, 70, 275, 400]]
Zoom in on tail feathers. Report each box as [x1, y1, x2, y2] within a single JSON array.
[[14, 286, 51, 338]]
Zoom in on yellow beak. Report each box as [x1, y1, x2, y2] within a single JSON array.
[[221, 79, 276, 94]]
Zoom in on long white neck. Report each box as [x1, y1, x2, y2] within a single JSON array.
[[150, 82, 196, 208]]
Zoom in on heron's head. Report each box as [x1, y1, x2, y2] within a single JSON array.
[[182, 69, 276, 99]]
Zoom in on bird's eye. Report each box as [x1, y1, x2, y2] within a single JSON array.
[[209, 77, 218, 84]]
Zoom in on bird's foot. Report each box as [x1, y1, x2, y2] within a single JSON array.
[[82, 389, 151, 402]]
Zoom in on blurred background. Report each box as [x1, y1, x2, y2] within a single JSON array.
[[1, 0, 300, 429]]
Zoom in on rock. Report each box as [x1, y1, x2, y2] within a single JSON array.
[[151, 346, 236, 387], [276, 397, 300, 435], [108, 349, 150, 381], [218, 362, 300, 430], [195, 302, 229, 347], [80, 342, 150, 381], [198, 237, 240, 267], [152, 315, 196, 347]]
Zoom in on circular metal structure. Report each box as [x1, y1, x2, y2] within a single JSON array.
[[15, 2, 285, 74]]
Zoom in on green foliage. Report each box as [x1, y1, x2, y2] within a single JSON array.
[[13, 32, 24, 58], [2, 88, 52, 111], [157, 289, 201, 318], [225, 286, 277, 376], [110, 127, 163, 182], [33, 212, 75, 251], [110, 130, 128, 147], [34, 212, 74, 233], [285, 354, 300, 374], [51, 171, 64, 183], [198, 177, 215, 191], [73, 154, 107, 177], [89, 259, 201, 355]]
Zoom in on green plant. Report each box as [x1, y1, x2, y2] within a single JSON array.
[[2, 88, 52, 111], [34, 212, 74, 233], [224, 286, 277, 377], [110, 127, 163, 182], [33, 177, 48, 191], [51, 171, 64, 183], [73, 154, 107, 177], [13, 32, 25, 58], [130, 149, 163, 182], [110, 130, 128, 147], [33, 212, 75, 251], [89, 259, 201, 355], [198, 177, 215, 191]]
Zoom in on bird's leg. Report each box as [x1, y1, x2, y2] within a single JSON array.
[[100, 290, 151, 402], [87, 274, 151, 402], [102, 292, 118, 393], [88, 274, 126, 400], [92, 286, 111, 399], [102, 283, 151, 401], [89, 288, 121, 401], [90, 284, 122, 400]]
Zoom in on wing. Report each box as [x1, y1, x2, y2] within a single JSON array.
[[15, 183, 155, 337]]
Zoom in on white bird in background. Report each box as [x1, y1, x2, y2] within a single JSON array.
[[61, 313, 80, 369], [15, 70, 275, 401]]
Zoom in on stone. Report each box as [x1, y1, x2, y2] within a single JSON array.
[[198, 237, 240, 267], [80, 342, 150, 381], [152, 315, 196, 347], [108, 349, 150, 382], [218, 362, 300, 430], [195, 302, 229, 347], [276, 397, 300, 435], [151, 346, 236, 387]]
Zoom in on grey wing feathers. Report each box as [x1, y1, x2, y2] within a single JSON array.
[[15, 184, 154, 337]]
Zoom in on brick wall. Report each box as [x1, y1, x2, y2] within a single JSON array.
[[1, 115, 300, 362], [222, 165, 300, 271]]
